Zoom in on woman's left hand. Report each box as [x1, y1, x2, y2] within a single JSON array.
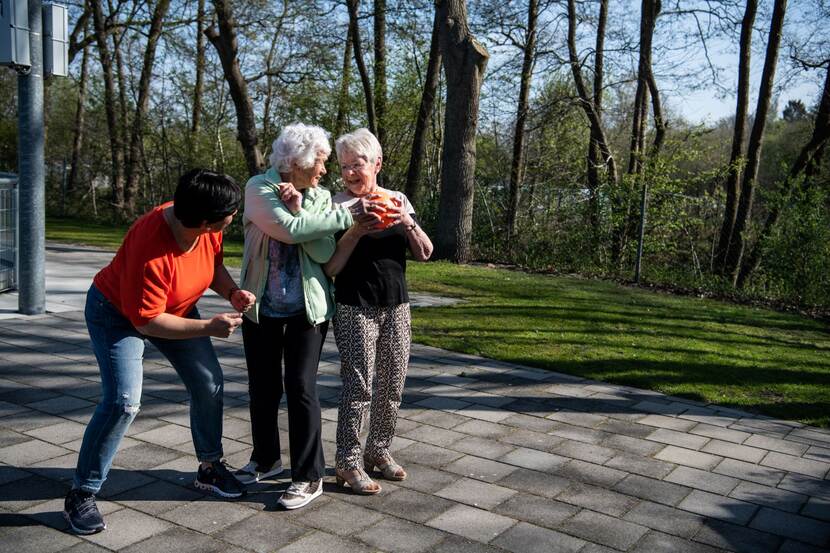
[[279, 183, 302, 214], [230, 289, 256, 313], [380, 199, 413, 228]]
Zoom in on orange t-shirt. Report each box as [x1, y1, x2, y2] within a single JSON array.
[[93, 202, 223, 328]]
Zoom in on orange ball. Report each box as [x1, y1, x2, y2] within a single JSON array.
[[370, 190, 400, 229]]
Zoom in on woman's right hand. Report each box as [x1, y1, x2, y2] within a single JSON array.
[[206, 312, 243, 338]]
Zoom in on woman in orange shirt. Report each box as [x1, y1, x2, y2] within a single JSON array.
[[63, 169, 255, 535]]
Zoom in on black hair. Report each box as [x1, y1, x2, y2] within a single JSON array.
[[173, 169, 242, 228]]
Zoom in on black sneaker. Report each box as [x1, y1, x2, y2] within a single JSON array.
[[63, 489, 106, 535], [195, 461, 246, 498]]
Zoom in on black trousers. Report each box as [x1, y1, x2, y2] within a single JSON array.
[[241, 314, 327, 482]]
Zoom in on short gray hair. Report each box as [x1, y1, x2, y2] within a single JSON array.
[[269, 123, 331, 174], [335, 128, 382, 164]]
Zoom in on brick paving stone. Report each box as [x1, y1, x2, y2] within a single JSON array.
[[360, 515, 447, 553], [217, 512, 309, 552], [556, 459, 627, 488], [432, 534, 508, 553], [802, 496, 830, 522], [557, 481, 638, 517], [23, 420, 87, 445], [374, 488, 455, 523], [690, 423, 752, 444], [458, 405, 514, 424], [393, 463, 458, 494], [655, 445, 722, 470], [435, 477, 517, 510], [131, 423, 194, 448], [647, 429, 711, 450], [0, 409, 58, 432], [120, 527, 231, 553], [499, 447, 568, 473], [25, 396, 94, 415], [452, 420, 511, 439], [0, 465, 30, 486], [804, 445, 830, 464], [743, 434, 809, 456], [788, 428, 830, 448], [548, 423, 609, 445], [692, 518, 782, 553], [0, 474, 69, 512], [496, 467, 572, 498], [604, 452, 675, 479], [491, 521, 584, 553], [596, 418, 655, 439], [559, 509, 649, 550], [0, 523, 82, 553], [748, 507, 830, 547], [299, 497, 384, 534], [493, 493, 579, 529], [0, 438, 69, 466], [778, 473, 830, 500], [554, 440, 617, 465], [665, 466, 740, 495], [631, 531, 723, 553], [158, 499, 256, 534], [728, 480, 807, 513], [623, 500, 705, 538], [61, 542, 114, 553], [713, 458, 785, 487], [546, 411, 609, 429], [678, 490, 758, 525], [777, 539, 830, 553], [277, 530, 375, 553], [639, 414, 697, 431], [110, 479, 202, 515], [391, 442, 464, 468], [452, 436, 515, 460], [444, 455, 517, 483], [406, 409, 468, 429], [402, 424, 466, 448], [414, 396, 473, 412], [83, 507, 173, 550], [501, 413, 558, 433], [613, 474, 692, 506], [633, 400, 688, 416], [701, 439, 766, 464], [499, 428, 563, 452], [113, 443, 183, 471], [761, 451, 830, 479], [601, 433, 664, 456]]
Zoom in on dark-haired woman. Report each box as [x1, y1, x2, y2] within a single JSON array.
[[63, 169, 256, 535]]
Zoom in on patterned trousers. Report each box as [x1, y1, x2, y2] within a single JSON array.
[[333, 302, 411, 470]]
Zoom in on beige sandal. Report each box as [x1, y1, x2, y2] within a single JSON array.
[[364, 454, 407, 481], [335, 467, 382, 495]]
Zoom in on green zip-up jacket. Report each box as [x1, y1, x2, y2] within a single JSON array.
[[240, 168, 353, 325]]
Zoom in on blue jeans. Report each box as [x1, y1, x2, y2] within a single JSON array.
[[73, 285, 224, 493]]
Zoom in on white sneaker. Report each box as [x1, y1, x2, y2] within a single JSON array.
[[277, 478, 323, 510], [233, 460, 284, 485]]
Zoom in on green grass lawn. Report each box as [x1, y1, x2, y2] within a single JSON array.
[[47, 216, 830, 427]]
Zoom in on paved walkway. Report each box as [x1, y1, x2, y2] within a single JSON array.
[[0, 245, 829, 552]]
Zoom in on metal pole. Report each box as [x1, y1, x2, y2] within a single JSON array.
[[634, 181, 648, 284], [17, 0, 45, 314]]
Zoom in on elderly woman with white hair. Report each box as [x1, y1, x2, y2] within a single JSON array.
[[325, 128, 433, 495], [237, 123, 377, 509]]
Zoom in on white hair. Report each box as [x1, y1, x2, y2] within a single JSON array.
[[269, 123, 331, 174], [335, 128, 383, 163]]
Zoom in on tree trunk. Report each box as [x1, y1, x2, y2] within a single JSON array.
[[334, 21, 354, 140], [205, 0, 265, 178], [506, 0, 538, 246], [67, 40, 90, 194], [736, 63, 830, 287], [714, 0, 757, 273], [723, 0, 787, 282], [404, 7, 442, 206], [346, 0, 377, 136], [374, 0, 387, 154], [433, 0, 489, 263], [586, 0, 608, 230], [191, 0, 206, 139], [566, 0, 617, 186], [125, 0, 172, 216], [90, 0, 125, 209]]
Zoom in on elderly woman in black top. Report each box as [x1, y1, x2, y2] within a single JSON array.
[[324, 128, 433, 494]]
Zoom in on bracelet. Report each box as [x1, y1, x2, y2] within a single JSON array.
[[227, 286, 240, 301], [405, 222, 418, 233]]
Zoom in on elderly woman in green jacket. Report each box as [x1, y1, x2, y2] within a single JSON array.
[[237, 123, 378, 510]]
